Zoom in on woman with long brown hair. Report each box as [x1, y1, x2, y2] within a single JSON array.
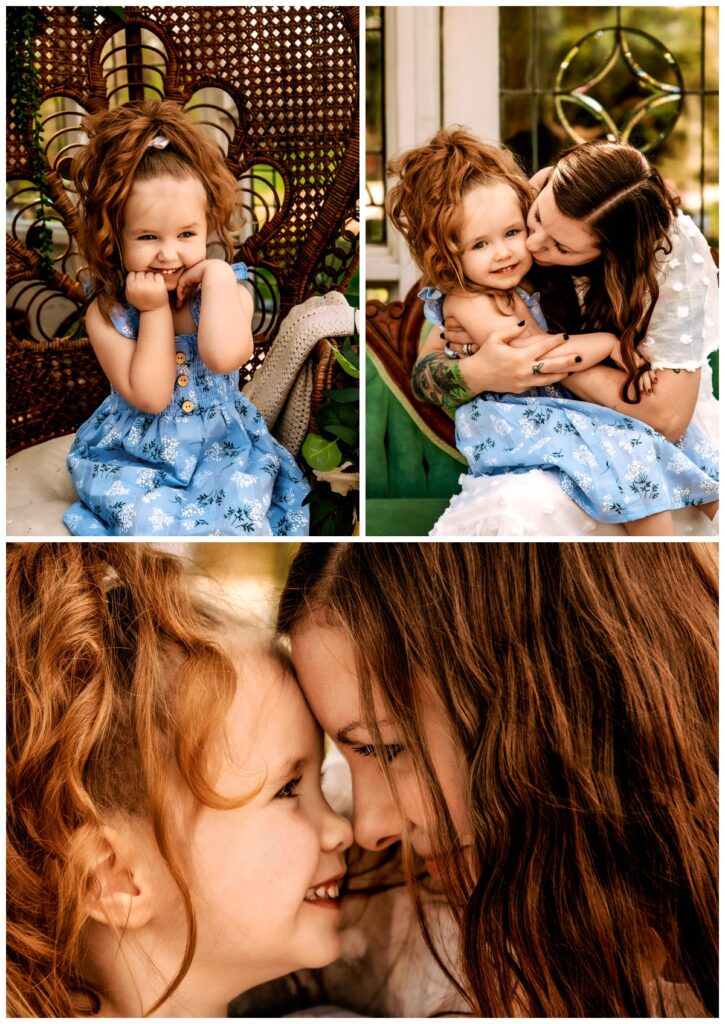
[[279, 542, 718, 1017], [412, 139, 718, 537]]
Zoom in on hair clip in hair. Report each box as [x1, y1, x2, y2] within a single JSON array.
[[147, 135, 170, 150]]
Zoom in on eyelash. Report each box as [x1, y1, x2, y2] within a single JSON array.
[[473, 228, 520, 251], [138, 232, 195, 241], [275, 775, 302, 799], [351, 743, 405, 763], [533, 209, 569, 254]]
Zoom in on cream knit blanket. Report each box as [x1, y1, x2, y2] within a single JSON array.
[[243, 291, 356, 455]]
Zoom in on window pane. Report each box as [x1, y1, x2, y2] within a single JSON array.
[[500, 6, 718, 243]]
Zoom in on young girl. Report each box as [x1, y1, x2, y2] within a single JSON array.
[[62, 101, 309, 536], [389, 129, 718, 535], [280, 541, 718, 1017], [7, 543, 352, 1017]]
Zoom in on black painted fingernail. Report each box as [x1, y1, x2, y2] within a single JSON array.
[[440, 331, 445, 339], [517, 320, 525, 327], [563, 333, 570, 340], [575, 356, 582, 363]]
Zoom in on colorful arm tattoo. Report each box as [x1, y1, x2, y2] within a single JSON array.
[[411, 353, 476, 413]]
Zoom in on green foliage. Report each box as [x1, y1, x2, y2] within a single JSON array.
[[7, 7, 126, 281], [301, 336, 359, 535], [7, 8, 54, 279]]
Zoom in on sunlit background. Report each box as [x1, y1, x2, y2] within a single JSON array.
[[164, 542, 300, 627], [367, 5, 718, 303]]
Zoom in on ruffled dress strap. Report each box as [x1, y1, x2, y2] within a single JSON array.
[[81, 279, 141, 340], [418, 286, 445, 328], [109, 301, 141, 339], [190, 261, 250, 326], [515, 287, 548, 331]]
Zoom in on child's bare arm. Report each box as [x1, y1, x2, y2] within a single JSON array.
[[86, 276, 177, 414], [443, 292, 514, 349], [177, 259, 254, 373]]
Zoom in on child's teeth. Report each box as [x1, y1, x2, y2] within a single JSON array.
[[305, 882, 340, 900]]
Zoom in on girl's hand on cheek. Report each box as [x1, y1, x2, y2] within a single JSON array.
[[126, 271, 170, 312], [176, 259, 210, 308]]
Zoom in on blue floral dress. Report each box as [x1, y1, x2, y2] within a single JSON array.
[[64, 263, 310, 536], [419, 285, 719, 524]]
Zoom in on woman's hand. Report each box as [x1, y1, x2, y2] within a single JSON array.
[[440, 316, 481, 357], [125, 271, 169, 312], [609, 339, 658, 395], [447, 317, 584, 393]]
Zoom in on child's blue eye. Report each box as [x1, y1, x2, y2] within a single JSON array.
[[351, 743, 405, 763], [505, 228, 520, 238], [179, 231, 195, 238], [472, 240, 487, 250], [138, 234, 157, 241], [275, 775, 302, 799]]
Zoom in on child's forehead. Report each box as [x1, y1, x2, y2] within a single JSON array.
[[224, 653, 321, 768], [458, 180, 525, 232], [124, 174, 207, 222]]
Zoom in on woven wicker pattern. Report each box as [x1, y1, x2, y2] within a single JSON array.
[[7, 6, 359, 454]]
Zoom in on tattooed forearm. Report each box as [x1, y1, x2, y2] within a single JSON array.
[[411, 353, 476, 412]]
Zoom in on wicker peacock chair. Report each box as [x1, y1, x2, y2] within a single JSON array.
[[7, 5, 359, 456]]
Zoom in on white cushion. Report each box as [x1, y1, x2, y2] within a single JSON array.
[[7, 435, 75, 536]]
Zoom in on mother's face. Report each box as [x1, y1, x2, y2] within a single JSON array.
[[291, 618, 469, 869], [526, 180, 601, 267]]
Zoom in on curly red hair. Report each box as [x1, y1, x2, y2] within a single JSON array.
[[7, 543, 290, 1017], [386, 127, 533, 294], [72, 101, 240, 321]]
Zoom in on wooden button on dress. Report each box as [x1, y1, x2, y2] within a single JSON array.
[[175, 352, 186, 365], [177, 374, 189, 387], [181, 400, 194, 414]]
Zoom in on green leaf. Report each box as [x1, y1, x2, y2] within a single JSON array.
[[301, 433, 342, 471], [333, 346, 360, 378], [316, 402, 358, 429], [323, 424, 358, 446], [342, 338, 360, 368], [323, 387, 360, 403]]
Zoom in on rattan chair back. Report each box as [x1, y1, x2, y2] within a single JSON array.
[[7, 5, 359, 453]]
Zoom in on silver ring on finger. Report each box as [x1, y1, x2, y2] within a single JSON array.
[[532, 361, 545, 376], [463, 343, 473, 356]]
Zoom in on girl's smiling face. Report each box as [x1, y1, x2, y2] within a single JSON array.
[[291, 621, 470, 875], [457, 181, 532, 290], [122, 174, 208, 289], [183, 648, 353, 995]]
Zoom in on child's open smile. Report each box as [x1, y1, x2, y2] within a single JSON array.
[[457, 181, 533, 291]]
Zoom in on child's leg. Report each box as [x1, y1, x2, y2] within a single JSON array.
[[624, 510, 676, 537]]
